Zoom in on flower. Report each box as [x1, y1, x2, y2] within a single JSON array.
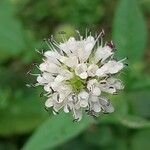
[[35, 30, 126, 121]]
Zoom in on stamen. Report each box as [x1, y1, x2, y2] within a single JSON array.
[[35, 48, 44, 55]]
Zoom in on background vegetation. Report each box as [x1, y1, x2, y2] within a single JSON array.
[[0, 0, 150, 149]]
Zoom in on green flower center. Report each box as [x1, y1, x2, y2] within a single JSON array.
[[66, 75, 86, 93]]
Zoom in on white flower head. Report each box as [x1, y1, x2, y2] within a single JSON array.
[[35, 30, 126, 121]]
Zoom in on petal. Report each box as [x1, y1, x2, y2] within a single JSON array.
[[37, 75, 46, 84], [80, 99, 88, 107], [54, 75, 65, 83], [78, 90, 89, 99], [59, 37, 77, 56], [91, 101, 101, 113], [39, 63, 47, 72], [76, 36, 95, 63], [42, 72, 54, 82], [87, 64, 98, 77], [99, 97, 114, 113], [60, 56, 78, 68], [40, 62, 60, 74], [89, 95, 99, 102], [107, 78, 124, 90], [96, 67, 108, 77], [92, 87, 101, 96], [45, 98, 53, 108], [44, 84, 52, 92], [44, 51, 61, 65], [75, 63, 88, 79], [79, 72, 88, 79], [73, 109, 82, 121], [63, 105, 70, 113], [93, 46, 113, 63], [59, 69, 73, 80], [108, 61, 124, 74]]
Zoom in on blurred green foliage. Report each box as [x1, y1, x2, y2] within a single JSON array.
[[0, 0, 150, 150]]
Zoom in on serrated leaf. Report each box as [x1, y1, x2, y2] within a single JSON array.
[[113, 0, 147, 63], [23, 113, 93, 150]]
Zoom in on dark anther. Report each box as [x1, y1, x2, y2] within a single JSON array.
[[103, 111, 110, 114], [53, 110, 59, 115], [73, 118, 79, 122], [86, 110, 97, 118], [44, 106, 49, 112], [100, 81, 107, 84], [109, 86, 114, 89], [125, 63, 129, 66], [57, 94, 60, 102], [43, 38, 48, 42], [107, 41, 115, 49]]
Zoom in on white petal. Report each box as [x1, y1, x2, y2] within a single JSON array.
[[78, 90, 89, 99], [93, 46, 113, 63], [54, 75, 65, 83], [59, 37, 77, 56], [59, 69, 73, 80], [92, 87, 101, 96], [63, 105, 70, 113], [77, 36, 95, 63], [87, 79, 100, 95], [37, 75, 46, 84], [53, 103, 63, 112], [39, 63, 47, 72], [107, 61, 124, 74], [87, 64, 98, 77], [45, 98, 53, 108], [60, 56, 78, 68], [96, 60, 124, 77], [92, 101, 101, 112], [44, 51, 61, 65], [42, 72, 54, 82], [99, 97, 114, 113], [78, 91, 89, 107], [39, 62, 60, 74], [107, 78, 124, 90], [79, 72, 88, 79], [80, 100, 88, 107], [73, 109, 82, 121], [89, 95, 99, 102], [96, 67, 108, 77], [75, 63, 87, 79], [44, 84, 52, 92]]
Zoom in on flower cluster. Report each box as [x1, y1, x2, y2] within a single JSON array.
[[36, 30, 125, 121]]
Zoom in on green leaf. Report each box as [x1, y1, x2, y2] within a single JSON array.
[[23, 113, 94, 150], [113, 0, 147, 63], [120, 115, 150, 129], [130, 75, 150, 91], [0, 89, 47, 136], [130, 90, 150, 118], [131, 129, 150, 150], [0, 0, 27, 60]]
